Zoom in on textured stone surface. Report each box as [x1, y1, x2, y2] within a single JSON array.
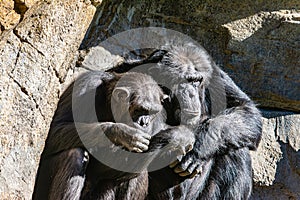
[[0, 0, 40, 34], [223, 11, 300, 112], [0, 0, 20, 31], [0, 0, 96, 199], [81, 0, 300, 112], [250, 113, 300, 199]]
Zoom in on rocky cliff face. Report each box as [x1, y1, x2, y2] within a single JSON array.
[[0, 0, 299, 199], [82, 0, 300, 112], [0, 0, 97, 199], [251, 112, 300, 199]]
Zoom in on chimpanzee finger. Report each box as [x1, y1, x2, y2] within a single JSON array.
[[186, 144, 193, 153], [137, 131, 151, 140], [134, 141, 149, 152], [169, 155, 183, 168], [195, 163, 203, 174], [178, 171, 191, 177], [188, 163, 203, 178], [174, 157, 193, 173], [178, 166, 192, 176], [171, 145, 186, 157], [177, 155, 183, 161], [179, 145, 186, 155], [174, 166, 184, 173], [190, 170, 198, 178], [136, 136, 150, 146], [178, 162, 198, 177], [169, 160, 179, 168], [131, 147, 143, 153]]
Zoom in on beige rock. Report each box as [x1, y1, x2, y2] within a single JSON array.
[[251, 113, 300, 199], [0, 0, 20, 30], [250, 117, 283, 186], [0, 0, 97, 199]]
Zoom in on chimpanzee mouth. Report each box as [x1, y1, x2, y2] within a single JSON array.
[[136, 115, 151, 128]]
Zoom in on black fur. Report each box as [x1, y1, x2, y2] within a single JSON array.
[[33, 43, 262, 200], [33, 72, 156, 199], [116, 44, 262, 200], [32, 71, 195, 200]]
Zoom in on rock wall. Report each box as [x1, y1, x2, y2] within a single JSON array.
[[82, 0, 300, 112], [0, 0, 97, 199], [0, 0, 299, 199], [250, 112, 300, 199]]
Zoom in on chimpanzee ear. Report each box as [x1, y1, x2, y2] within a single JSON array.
[[112, 87, 131, 102]]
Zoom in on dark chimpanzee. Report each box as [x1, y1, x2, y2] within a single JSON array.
[[113, 43, 263, 200], [32, 71, 195, 200]]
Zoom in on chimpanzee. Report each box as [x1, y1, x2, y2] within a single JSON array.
[[111, 43, 262, 200], [32, 71, 195, 200]]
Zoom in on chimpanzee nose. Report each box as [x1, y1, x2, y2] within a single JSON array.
[[189, 92, 194, 98]]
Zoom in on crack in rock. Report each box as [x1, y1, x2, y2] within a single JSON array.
[[7, 74, 46, 121], [13, 29, 45, 57]]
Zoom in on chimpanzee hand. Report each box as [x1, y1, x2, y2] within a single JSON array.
[[149, 126, 195, 156], [169, 149, 207, 178], [103, 122, 151, 153], [169, 122, 212, 178]]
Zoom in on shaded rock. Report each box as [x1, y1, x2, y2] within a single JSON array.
[[81, 0, 300, 112], [223, 11, 300, 112]]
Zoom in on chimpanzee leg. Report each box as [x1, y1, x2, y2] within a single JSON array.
[[81, 166, 148, 200], [199, 148, 252, 200], [32, 148, 89, 200], [147, 159, 213, 200]]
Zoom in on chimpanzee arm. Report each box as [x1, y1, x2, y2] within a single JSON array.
[[43, 122, 151, 157], [195, 68, 262, 159], [42, 71, 111, 156], [43, 71, 151, 157]]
